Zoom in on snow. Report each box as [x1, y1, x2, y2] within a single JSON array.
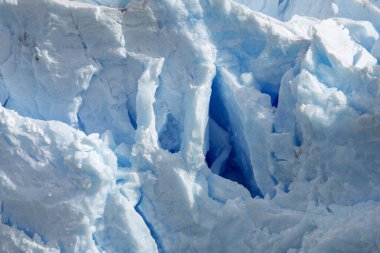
[[0, 0, 380, 252]]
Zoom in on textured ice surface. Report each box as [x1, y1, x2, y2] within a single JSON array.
[[0, 0, 380, 252]]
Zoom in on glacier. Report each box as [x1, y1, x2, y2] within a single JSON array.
[[0, 0, 380, 252]]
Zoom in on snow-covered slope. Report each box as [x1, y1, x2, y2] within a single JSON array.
[[0, 0, 379, 252]]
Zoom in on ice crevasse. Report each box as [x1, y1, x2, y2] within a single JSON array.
[[0, 0, 380, 252]]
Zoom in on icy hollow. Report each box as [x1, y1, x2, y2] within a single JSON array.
[[0, 0, 380, 252]]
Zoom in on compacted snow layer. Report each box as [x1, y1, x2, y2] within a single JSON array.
[[0, 0, 380, 252]]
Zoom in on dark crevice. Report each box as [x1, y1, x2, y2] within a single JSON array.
[[158, 113, 181, 153], [259, 82, 280, 108], [205, 150, 214, 168], [209, 80, 230, 133], [1, 203, 14, 229], [219, 149, 250, 190], [77, 114, 87, 133], [2, 96, 9, 108], [128, 110, 137, 130], [271, 175, 279, 185], [71, 13, 88, 53], [295, 122, 303, 147], [278, 0, 290, 19], [134, 195, 164, 253], [283, 183, 290, 193], [92, 233, 99, 246], [116, 178, 126, 184], [206, 77, 264, 198]]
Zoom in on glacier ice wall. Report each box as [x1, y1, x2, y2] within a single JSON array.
[[0, 0, 380, 252]]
